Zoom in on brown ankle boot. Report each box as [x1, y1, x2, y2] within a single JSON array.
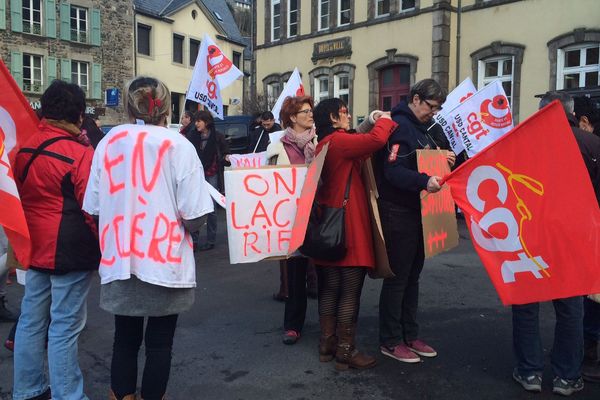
[[334, 323, 376, 371], [319, 315, 337, 362], [109, 390, 136, 400]]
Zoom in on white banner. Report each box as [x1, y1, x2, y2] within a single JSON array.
[[206, 181, 226, 209], [271, 67, 305, 123], [433, 77, 476, 154], [225, 165, 307, 264], [229, 152, 268, 169], [186, 34, 243, 119], [444, 80, 513, 157]]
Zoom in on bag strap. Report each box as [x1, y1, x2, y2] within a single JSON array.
[[18, 136, 76, 182], [342, 170, 352, 207]]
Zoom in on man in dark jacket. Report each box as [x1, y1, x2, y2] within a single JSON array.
[[12, 80, 100, 400], [249, 111, 282, 153], [374, 79, 454, 364]]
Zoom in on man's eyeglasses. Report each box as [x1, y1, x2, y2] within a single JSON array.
[[423, 99, 442, 112], [296, 109, 313, 115]]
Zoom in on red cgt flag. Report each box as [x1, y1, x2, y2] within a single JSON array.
[[0, 58, 39, 267], [443, 101, 600, 305]]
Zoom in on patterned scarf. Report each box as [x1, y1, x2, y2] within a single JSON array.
[[284, 126, 316, 163]]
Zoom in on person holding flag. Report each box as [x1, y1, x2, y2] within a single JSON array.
[[374, 79, 454, 364]]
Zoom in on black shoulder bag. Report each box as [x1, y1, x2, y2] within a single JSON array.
[[300, 173, 352, 261]]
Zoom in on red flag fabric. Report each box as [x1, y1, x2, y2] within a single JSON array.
[[444, 101, 600, 305], [0, 59, 39, 267]]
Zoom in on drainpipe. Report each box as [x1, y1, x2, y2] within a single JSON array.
[[455, 0, 461, 86], [133, 5, 137, 76]]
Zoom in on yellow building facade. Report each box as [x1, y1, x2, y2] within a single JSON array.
[[253, 0, 600, 124], [134, 0, 246, 122]]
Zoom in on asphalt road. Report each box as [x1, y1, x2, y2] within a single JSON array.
[[0, 214, 598, 400]]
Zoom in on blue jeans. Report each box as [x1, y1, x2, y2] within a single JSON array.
[[13, 269, 93, 400], [512, 296, 583, 380], [584, 297, 600, 341]]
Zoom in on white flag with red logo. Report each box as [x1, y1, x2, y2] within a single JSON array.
[[443, 80, 513, 157], [271, 67, 305, 123], [186, 34, 243, 119], [433, 77, 477, 154], [0, 59, 38, 267]]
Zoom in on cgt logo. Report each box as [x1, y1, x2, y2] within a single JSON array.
[[207, 45, 233, 80], [466, 163, 549, 284], [480, 95, 512, 129]]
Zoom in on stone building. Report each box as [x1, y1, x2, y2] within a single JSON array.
[[253, 0, 600, 124], [0, 0, 135, 124]]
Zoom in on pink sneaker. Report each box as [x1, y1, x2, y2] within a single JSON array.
[[406, 339, 437, 357], [380, 344, 421, 363]]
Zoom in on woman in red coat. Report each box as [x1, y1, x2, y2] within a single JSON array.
[[312, 98, 397, 371]]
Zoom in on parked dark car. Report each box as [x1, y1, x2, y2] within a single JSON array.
[[214, 115, 254, 154]]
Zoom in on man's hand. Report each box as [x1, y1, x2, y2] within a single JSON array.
[[427, 176, 442, 193], [446, 151, 456, 167]]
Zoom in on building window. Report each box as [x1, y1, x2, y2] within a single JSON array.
[[271, 0, 281, 42], [190, 39, 200, 66], [70, 5, 88, 43], [334, 74, 350, 105], [314, 76, 329, 103], [232, 51, 241, 69], [400, 0, 416, 11], [267, 82, 281, 108], [137, 24, 151, 56], [71, 61, 89, 93], [23, 53, 43, 92], [318, 0, 329, 31], [288, 0, 298, 37], [173, 34, 184, 64], [338, 0, 350, 26], [557, 44, 599, 90], [478, 56, 514, 104], [22, 0, 42, 35], [376, 0, 390, 17]]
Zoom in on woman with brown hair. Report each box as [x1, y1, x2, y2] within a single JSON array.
[[312, 98, 397, 371], [266, 95, 317, 345]]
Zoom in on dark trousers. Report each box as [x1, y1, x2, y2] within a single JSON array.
[[584, 297, 600, 341], [512, 297, 583, 380], [284, 257, 309, 332], [378, 200, 424, 347], [111, 314, 178, 400]]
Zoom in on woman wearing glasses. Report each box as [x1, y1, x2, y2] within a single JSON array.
[[266, 96, 318, 345], [311, 98, 397, 371]]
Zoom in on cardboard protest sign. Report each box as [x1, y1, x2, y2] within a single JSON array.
[[433, 77, 476, 154], [271, 68, 305, 123], [186, 34, 243, 119], [444, 80, 513, 157], [417, 150, 459, 258], [225, 165, 308, 264], [229, 152, 268, 169], [443, 101, 600, 305]]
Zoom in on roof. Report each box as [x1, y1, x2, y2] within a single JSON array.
[[133, 0, 245, 46]]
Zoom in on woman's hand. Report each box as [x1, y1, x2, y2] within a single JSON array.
[[446, 151, 456, 167], [426, 176, 442, 193], [224, 154, 231, 162], [378, 112, 392, 121]]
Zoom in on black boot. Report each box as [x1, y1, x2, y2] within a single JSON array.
[[0, 296, 18, 322]]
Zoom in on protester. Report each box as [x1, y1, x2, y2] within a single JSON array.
[[81, 115, 105, 149], [83, 76, 213, 400], [508, 91, 598, 396], [374, 79, 453, 364], [12, 80, 100, 400], [574, 96, 600, 137], [266, 96, 317, 345], [312, 98, 396, 370], [186, 110, 230, 251], [0, 227, 18, 322], [250, 111, 282, 153], [179, 110, 194, 136]]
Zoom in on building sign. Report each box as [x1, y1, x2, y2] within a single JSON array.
[[312, 37, 352, 63], [28, 100, 104, 117], [105, 88, 119, 107]]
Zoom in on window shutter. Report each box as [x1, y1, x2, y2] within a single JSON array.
[[60, 2, 70, 40], [10, 51, 23, 88], [91, 63, 101, 99], [46, 56, 57, 86], [45, 0, 56, 38], [90, 8, 100, 45], [60, 58, 71, 81], [0, 0, 6, 30], [10, 0, 22, 32]]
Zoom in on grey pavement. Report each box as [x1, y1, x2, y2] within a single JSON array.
[[0, 214, 598, 400]]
